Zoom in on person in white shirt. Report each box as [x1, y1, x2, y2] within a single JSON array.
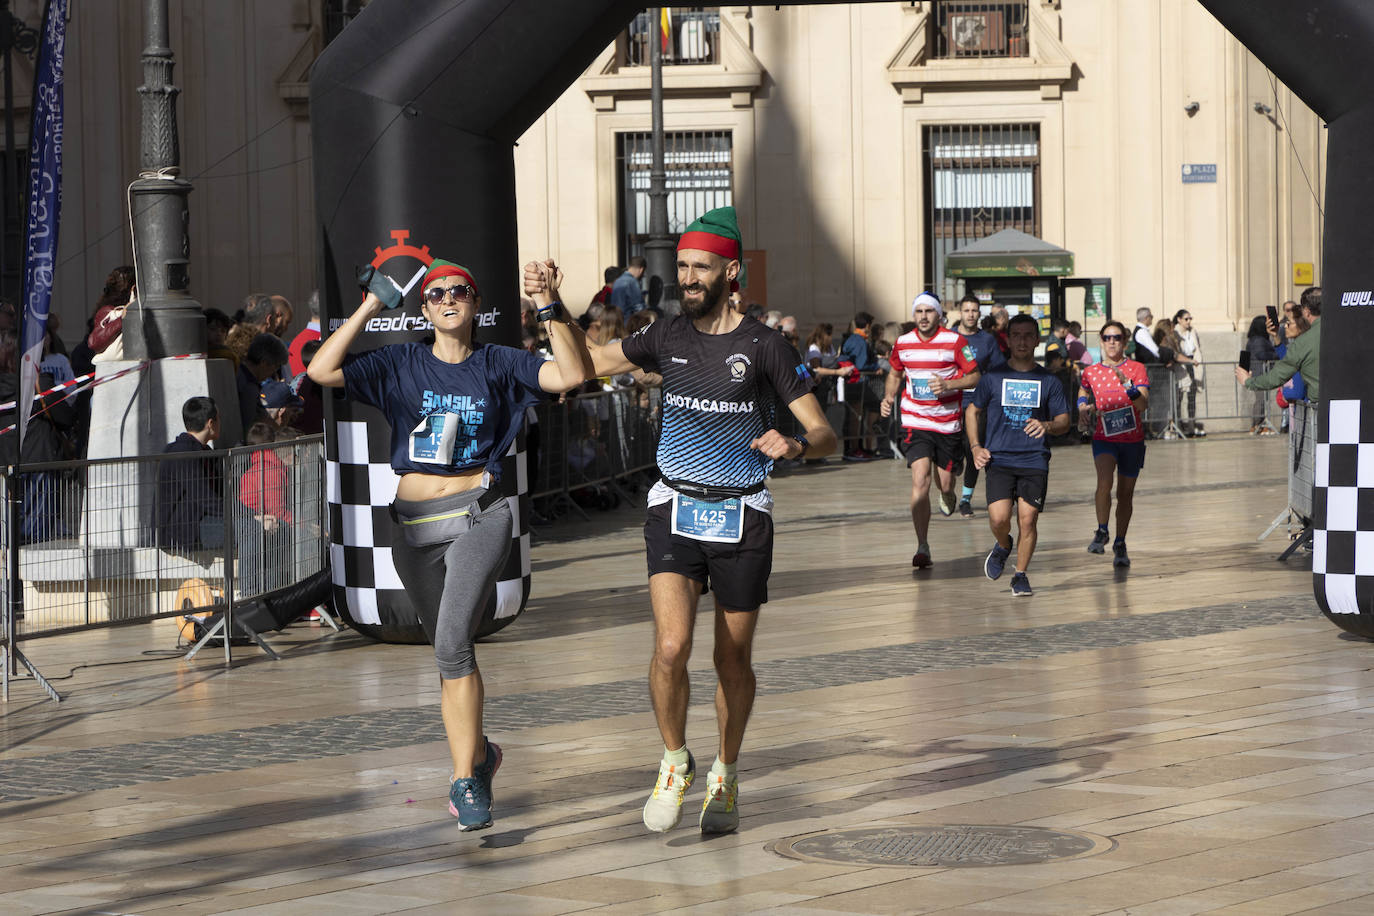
[[1171, 309, 1204, 436], [1133, 307, 1160, 361]]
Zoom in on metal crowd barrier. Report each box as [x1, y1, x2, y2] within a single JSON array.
[[1, 436, 328, 701], [1259, 399, 1317, 558], [529, 386, 660, 516]]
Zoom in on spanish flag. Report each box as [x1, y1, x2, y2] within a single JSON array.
[[660, 7, 671, 54]]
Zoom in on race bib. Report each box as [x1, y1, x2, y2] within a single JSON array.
[[1102, 406, 1138, 437], [1001, 377, 1042, 425], [908, 375, 935, 401], [409, 412, 460, 464], [670, 493, 743, 544], [1000, 378, 1042, 410]]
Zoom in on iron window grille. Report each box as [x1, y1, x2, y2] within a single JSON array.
[[930, 2, 1029, 60], [624, 7, 721, 67], [923, 123, 1041, 298], [616, 130, 733, 266]]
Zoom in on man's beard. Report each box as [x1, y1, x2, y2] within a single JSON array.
[[682, 272, 729, 319]]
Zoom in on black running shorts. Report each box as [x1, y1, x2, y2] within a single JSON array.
[[644, 502, 773, 611], [984, 464, 1049, 511], [900, 427, 962, 472]]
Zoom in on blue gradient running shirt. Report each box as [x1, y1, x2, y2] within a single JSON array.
[[620, 315, 811, 510]]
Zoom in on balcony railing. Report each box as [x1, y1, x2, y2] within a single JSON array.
[[624, 7, 721, 67], [930, 2, 1029, 60]]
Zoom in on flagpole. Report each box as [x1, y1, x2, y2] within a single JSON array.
[[644, 7, 676, 314]]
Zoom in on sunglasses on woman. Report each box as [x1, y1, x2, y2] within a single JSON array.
[[424, 284, 476, 305]]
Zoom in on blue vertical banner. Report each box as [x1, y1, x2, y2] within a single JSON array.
[[18, 0, 68, 441]]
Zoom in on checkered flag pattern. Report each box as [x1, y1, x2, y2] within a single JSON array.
[[326, 405, 531, 631], [1312, 399, 1374, 618]]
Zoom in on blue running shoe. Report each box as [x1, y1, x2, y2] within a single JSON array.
[[475, 737, 502, 804], [984, 540, 1012, 580], [449, 776, 493, 831], [1011, 572, 1033, 597], [1087, 528, 1109, 554]]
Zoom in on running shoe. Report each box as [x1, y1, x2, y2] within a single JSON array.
[[1011, 572, 1033, 597], [476, 737, 503, 803], [699, 770, 739, 834], [643, 751, 695, 833], [1087, 529, 1109, 554], [958, 499, 975, 519], [912, 545, 932, 569], [843, 449, 873, 463], [1113, 542, 1131, 568], [938, 489, 957, 517], [984, 540, 1011, 580], [449, 776, 494, 831]]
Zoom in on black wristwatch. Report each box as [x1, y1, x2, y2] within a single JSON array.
[[791, 433, 809, 456], [536, 301, 566, 322]]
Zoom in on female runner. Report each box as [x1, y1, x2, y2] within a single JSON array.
[[310, 257, 590, 830], [1077, 319, 1149, 568]]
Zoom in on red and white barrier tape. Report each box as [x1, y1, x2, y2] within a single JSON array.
[[0, 353, 205, 435]]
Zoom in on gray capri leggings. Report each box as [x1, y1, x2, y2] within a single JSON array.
[[390, 488, 512, 680]]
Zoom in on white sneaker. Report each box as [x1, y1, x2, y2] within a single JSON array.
[[642, 752, 694, 833], [699, 770, 739, 834], [938, 489, 956, 517]]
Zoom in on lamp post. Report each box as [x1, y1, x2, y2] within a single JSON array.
[[121, 0, 205, 359], [643, 7, 677, 313], [0, 0, 37, 304]]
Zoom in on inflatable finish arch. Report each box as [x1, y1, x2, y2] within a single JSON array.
[[1200, 0, 1374, 637], [313, 1, 1372, 640]]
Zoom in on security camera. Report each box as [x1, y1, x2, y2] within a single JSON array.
[[1254, 101, 1273, 115], [1184, 101, 1200, 115]]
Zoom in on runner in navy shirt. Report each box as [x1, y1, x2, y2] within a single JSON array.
[[529, 206, 836, 837], [309, 255, 590, 832], [953, 294, 1007, 517], [967, 314, 1070, 597]]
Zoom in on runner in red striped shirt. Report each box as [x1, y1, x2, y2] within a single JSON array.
[[880, 293, 981, 569]]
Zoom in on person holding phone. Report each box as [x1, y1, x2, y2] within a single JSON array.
[[1237, 287, 1322, 406], [308, 256, 591, 832], [1240, 314, 1279, 434], [1078, 320, 1149, 568]]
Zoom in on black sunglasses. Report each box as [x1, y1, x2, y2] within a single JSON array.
[[424, 284, 476, 305], [1100, 333, 1125, 341]]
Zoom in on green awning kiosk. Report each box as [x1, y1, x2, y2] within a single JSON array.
[[945, 229, 1111, 330]]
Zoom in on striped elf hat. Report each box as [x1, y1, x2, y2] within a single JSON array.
[[421, 258, 479, 297], [677, 206, 747, 292]]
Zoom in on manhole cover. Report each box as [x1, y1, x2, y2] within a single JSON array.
[[769, 824, 1115, 868]]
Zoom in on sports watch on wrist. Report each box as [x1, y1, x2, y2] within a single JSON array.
[[536, 301, 566, 322], [791, 433, 809, 456]]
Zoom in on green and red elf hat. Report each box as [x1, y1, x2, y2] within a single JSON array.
[[420, 258, 480, 297], [677, 206, 747, 292]]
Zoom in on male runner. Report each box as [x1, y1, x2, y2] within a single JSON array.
[[880, 292, 980, 569], [1079, 320, 1149, 567], [967, 315, 1070, 596], [952, 295, 1006, 518], [537, 207, 836, 835]]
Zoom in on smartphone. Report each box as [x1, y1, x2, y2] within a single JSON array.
[[1239, 350, 1252, 371], [1266, 305, 1279, 327]]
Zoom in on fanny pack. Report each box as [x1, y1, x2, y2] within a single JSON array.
[[391, 488, 505, 547], [664, 477, 764, 503]]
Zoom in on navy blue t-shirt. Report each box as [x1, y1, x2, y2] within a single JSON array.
[[620, 316, 811, 489], [342, 342, 545, 479], [960, 328, 1008, 407], [971, 364, 1070, 471]]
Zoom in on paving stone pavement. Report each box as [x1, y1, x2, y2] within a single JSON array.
[[0, 594, 1317, 802]]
